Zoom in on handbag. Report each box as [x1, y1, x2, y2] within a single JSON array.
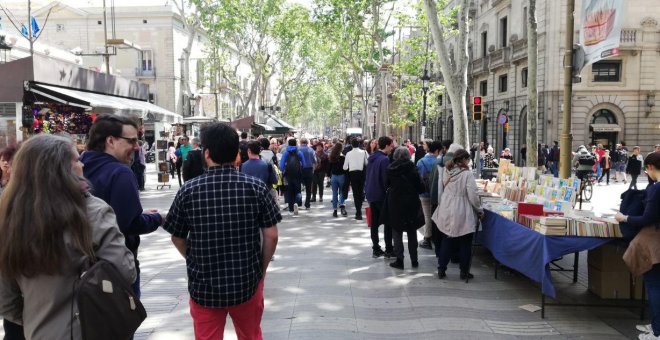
[[74, 257, 146, 340]]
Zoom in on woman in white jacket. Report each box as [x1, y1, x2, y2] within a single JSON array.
[[0, 134, 135, 340], [434, 149, 483, 280]]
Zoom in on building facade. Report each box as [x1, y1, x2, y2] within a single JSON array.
[[433, 0, 660, 160], [29, 1, 255, 121]]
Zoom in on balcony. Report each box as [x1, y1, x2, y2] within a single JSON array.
[[488, 47, 510, 70], [619, 28, 641, 51], [471, 55, 489, 76], [511, 38, 528, 63], [135, 68, 156, 78]]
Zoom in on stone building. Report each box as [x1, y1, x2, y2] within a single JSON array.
[[29, 1, 255, 121], [433, 0, 660, 160]]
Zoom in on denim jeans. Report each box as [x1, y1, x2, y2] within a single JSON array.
[[550, 162, 559, 177], [331, 174, 346, 209], [286, 175, 301, 212], [644, 264, 660, 336]]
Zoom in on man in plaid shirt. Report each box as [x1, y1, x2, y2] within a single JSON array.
[[163, 122, 280, 339]]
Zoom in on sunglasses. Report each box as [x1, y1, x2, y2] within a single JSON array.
[[117, 136, 139, 145]]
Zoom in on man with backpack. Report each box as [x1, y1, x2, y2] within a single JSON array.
[[280, 138, 306, 215], [417, 140, 441, 249], [343, 138, 368, 220], [613, 143, 629, 183]]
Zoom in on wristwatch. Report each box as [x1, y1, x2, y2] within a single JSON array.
[[623, 215, 628, 223]]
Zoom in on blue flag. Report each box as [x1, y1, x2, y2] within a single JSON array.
[[31, 16, 40, 37], [21, 24, 28, 38]]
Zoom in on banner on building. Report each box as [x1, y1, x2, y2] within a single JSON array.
[[580, 0, 624, 67]]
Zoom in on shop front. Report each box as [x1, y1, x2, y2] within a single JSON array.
[[0, 55, 181, 156]]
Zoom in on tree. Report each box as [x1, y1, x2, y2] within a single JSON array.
[[526, 0, 538, 168], [172, 0, 200, 115], [391, 4, 444, 137], [422, 0, 470, 148], [195, 0, 286, 119]]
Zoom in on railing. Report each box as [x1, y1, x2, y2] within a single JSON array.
[[135, 68, 156, 77], [471, 56, 489, 75], [488, 47, 510, 69], [620, 29, 638, 45], [511, 38, 528, 61]]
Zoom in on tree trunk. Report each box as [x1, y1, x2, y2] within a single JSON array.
[[173, 1, 199, 116], [423, 0, 470, 148], [526, 0, 538, 168]]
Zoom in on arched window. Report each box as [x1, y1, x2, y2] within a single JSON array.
[[591, 109, 617, 124]]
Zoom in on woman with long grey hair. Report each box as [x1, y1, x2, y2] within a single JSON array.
[[0, 134, 136, 339]]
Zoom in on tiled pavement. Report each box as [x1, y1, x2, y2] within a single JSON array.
[[0, 169, 649, 339]]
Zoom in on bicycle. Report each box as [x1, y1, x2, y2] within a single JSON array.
[[576, 171, 596, 209]]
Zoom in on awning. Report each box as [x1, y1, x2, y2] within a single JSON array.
[[28, 84, 182, 123], [265, 115, 296, 132], [252, 123, 276, 132], [183, 115, 224, 123], [230, 116, 255, 130], [590, 124, 621, 132]]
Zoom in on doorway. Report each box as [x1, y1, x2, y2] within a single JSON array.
[[590, 109, 619, 149]]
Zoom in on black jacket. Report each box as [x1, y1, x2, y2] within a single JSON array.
[[383, 159, 425, 232], [627, 154, 643, 176], [183, 149, 205, 181]]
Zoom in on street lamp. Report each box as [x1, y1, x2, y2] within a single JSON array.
[[420, 25, 431, 140]]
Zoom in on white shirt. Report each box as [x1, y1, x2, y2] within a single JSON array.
[[343, 148, 368, 171]]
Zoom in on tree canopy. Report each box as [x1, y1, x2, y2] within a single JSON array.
[[190, 0, 460, 138]]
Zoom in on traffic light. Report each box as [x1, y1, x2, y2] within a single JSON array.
[[472, 96, 483, 121]]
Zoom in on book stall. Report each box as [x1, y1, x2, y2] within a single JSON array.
[[475, 159, 644, 318]]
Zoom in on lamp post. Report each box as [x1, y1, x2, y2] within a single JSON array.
[[420, 25, 431, 141], [421, 69, 430, 140]]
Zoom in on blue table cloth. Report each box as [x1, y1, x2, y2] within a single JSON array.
[[479, 210, 611, 298]]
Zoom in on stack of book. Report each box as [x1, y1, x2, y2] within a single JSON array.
[[567, 218, 622, 238], [534, 216, 568, 235], [518, 214, 542, 229]]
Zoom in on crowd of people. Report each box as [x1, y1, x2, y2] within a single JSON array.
[[475, 140, 660, 191], [0, 115, 659, 339]]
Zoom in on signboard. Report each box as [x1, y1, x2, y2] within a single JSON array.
[[497, 114, 508, 125], [580, 0, 624, 67]]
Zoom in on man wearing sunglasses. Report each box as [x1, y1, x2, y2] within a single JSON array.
[[80, 114, 165, 305]]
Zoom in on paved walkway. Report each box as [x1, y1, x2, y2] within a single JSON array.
[[0, 169, 649, 339]]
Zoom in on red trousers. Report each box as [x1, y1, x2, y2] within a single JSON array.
[[189, 280, 265, 340]]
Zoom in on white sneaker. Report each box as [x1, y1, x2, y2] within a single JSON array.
[[293, 205, 299, 215], [639, 331, 660, 340], [637, 324, 653, 333]]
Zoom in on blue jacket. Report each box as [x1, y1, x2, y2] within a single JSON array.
[[365, 151, 389, 203], [241, 159, 277, 187], [279, 146, 306, 173], [416, 154, 437, 197], [80, 151, 162, 254], [299, 145, 316, 169]]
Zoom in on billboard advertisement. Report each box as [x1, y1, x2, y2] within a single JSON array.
[[579, 0, 624, 67]]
